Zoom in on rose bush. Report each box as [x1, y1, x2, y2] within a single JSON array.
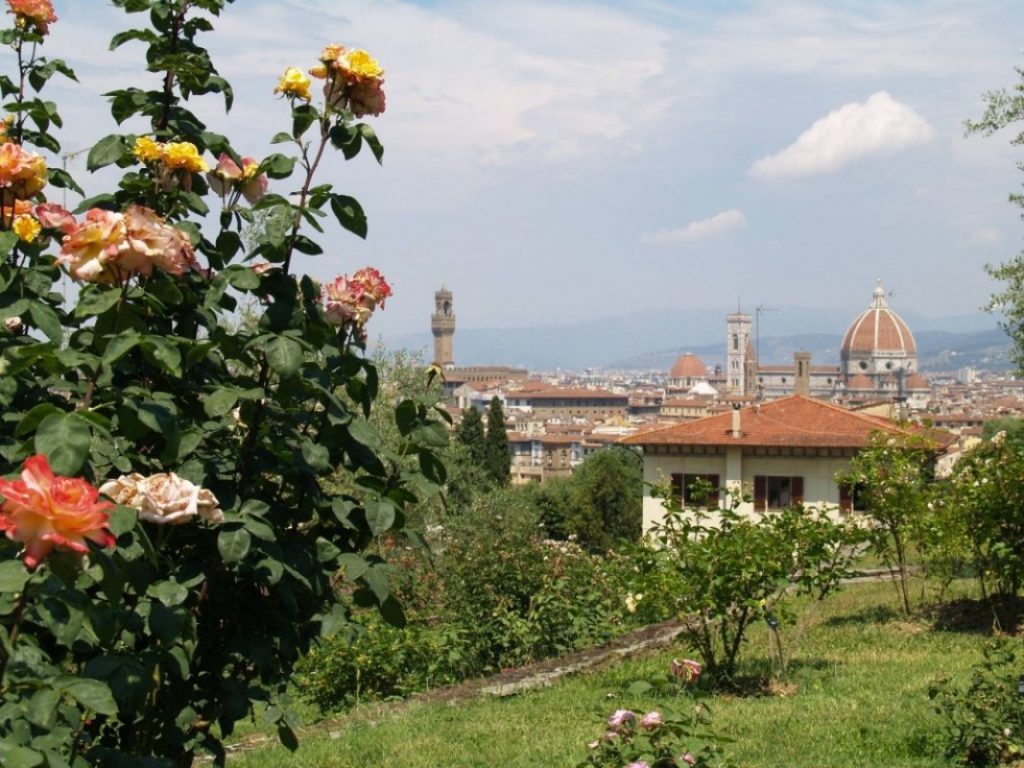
[[0, 1, 447, 765]]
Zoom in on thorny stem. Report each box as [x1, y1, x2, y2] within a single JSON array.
[[0, 573, 34, 686], [157, 8, 184, 133], [282, 119, 330, 274]]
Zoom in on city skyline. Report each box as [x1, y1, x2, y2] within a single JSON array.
[[26, 0, 1024, 341]]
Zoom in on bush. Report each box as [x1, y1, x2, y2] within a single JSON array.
[[931, 641, 1024, 766], [945, 433, 1024, 599], [0, 5, 447, 765], [295, 613, 472, 711], [298, 487, 632, 712], [639, 483, 863, 683]]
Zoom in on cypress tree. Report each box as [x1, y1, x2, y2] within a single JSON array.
[[484, 395, 511, 486], [455, 405, 486, 465]]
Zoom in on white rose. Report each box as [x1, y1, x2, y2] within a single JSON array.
[[108, 472, 225, 525], [4, 316, 22, 333], [99, 473, 148, 507], [139, 472, 201, 524]]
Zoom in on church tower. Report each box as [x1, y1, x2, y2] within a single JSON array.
[[726, 311, 752, 395], [431, 285, 455, 368]]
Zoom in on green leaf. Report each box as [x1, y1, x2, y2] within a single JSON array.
[[26, 687, 59, 728], [27, 302, 61, 344], [330, 194, 367, 239], [380, 595, 406, 628], [147, 580, 188, 607], [60, 677, 118, 715], [347, 418, 380, 450], [364, 499, 396, 536], [108, 506, 137, 536], [141, 336, 182, 376], [0, 560, 30, 592], [338, 552, 369, 581], [217, 528, 251, 564], [102, 330, 141, 364], [224, 264, 260, 290], [0, 745, 44, 768], [265, 336, 303, 377], [15, 403, 63, 437], [203, 388, 239, 418], [86, 134, 127, 171], [75, 287, 122, 318], [358, 123, 384, 164], [34, 412, 92, 476], [319, 603, 350, 638]]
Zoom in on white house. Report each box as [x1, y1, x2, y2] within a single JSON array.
[[620, 395, 948, 532]]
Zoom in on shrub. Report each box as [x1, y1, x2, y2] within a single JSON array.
[[931, 641, 1024, 766], [944, 433, 1024, 600], [640, 482, 863, 683], [576, 657, 724, 768], [0, 4, 446, 765], [295, 613, 472, 711]]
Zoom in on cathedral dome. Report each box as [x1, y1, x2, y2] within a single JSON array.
[[841, 282, 916, 358], [669, 353, 706, 380]]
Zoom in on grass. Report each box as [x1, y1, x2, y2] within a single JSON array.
[[231, 578, 999, 767]]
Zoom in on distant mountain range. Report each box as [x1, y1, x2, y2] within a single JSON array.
[[382, 306, 1011, 372]]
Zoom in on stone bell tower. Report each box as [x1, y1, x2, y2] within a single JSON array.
[[431, 285, 455, 368]]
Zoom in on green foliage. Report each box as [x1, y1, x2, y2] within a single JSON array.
[[294, 612, 471, 712], [965, 65, 1024, 373], [982, 417, 1024, 446], [0, 5, 446, 766], [455, 405, 486, 465], [838, 430, 936, 614], [297, 489, 629, 712], [640, 485, 863, 682], [931, 640, 1024, 766], [943, 435, 1024, 599], [484, 396, 510, 486], [565, 448, 643, 552]]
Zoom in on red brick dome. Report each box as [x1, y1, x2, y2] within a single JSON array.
[[669, 353, 706, 380], [841, 283, 916, 357]]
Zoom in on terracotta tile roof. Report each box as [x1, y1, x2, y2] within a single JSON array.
[[620, 395, 939, 449], [506, 388, 627, 401]]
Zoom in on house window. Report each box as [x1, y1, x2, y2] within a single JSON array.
[[671, 473, 721, 508], [753, 475, 804, 511], [838, 481, 866, 514]]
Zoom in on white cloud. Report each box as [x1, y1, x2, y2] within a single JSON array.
[[749, 92, 935, 180], [641, 209, 746, 245]]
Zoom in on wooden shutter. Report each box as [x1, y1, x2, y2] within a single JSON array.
[[671, 473, 683, 507], [708, 474, 721, 508], [754, 475, 766, 512], [839, 482, 852, 514], [791, 476, 804, 506]]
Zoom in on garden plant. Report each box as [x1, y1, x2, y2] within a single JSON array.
[[0, 1, 449, 765]]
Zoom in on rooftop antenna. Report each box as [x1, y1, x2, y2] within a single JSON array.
[[754, 303, 778, 367], [59, 147, 88, 303]]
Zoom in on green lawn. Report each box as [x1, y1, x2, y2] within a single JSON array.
[[232, 579, 996, 767]]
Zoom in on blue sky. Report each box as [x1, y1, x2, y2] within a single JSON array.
[[25, 0, 1024, 341]]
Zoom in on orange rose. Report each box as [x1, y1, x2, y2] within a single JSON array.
[[6, 0, 56, 35], [0, 455, 115, 569], [0, 142, 47, 199], [58, 208, 128, 283], [123, 205, 196, 276]]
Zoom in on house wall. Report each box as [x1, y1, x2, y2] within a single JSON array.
[[640, 446, 858, 532]]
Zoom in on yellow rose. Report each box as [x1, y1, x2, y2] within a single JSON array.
[[274, 67, 312, 101], [161, 141, 209, 173], [133, 136, 163, 163], [12, 214, 40, 243], [308, 64, 329, 80], [340, 49, 384, 80]]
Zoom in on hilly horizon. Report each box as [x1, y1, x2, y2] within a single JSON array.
[[381, 305, 1010, 371]]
